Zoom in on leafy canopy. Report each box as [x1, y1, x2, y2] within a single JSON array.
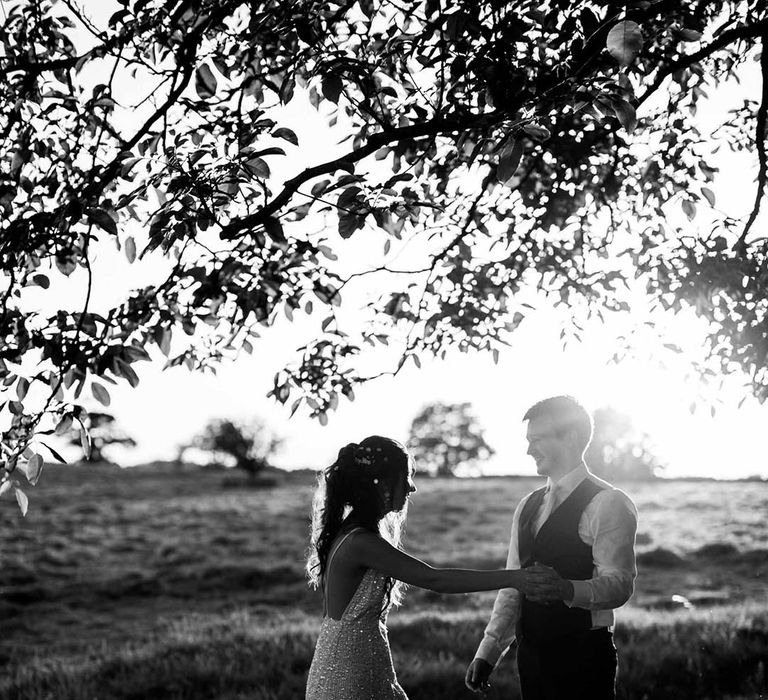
[[1, 0, 767, 509]]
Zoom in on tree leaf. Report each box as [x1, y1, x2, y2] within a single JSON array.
[[195, 63, 218, 99], [606, 21, 644, 65], [338, 211, 361, 238], [87, 208, 118, 236], [20, 454, 43, 485], [701, 187, 716, 207], [679, 28, 702, 42], [119, 157, 142, 178], [248, 146, 286, 158], [496, 139, 524, 183], [158, 328, 172, 357], [115, 358, 140, 388], [92, 382, 111, 406], [14, 485, 28, 516], [522, 123, 551, 141], [244, 156, 270, 179], [264, 216, 286, 242], [272, 127, 299, 145], [125, 236, 136, 263], [593, 97, 615, 117], [31, 274, 50, 288], [322, 73, 344, 103], [40, 440, 67, 464], [311, 179, 331, 197], [279, 77, 295, 103], [611, 99, 637, 133], [55, 414, 73, 435], [212, 56, 230, 78], [16, 377, 28, 401], [318, 244, 338, 261], [80, 426, 92, 459], [681, 199, 697, 220]]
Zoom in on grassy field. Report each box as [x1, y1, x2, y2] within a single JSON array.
[[0, 464, 767, 699]]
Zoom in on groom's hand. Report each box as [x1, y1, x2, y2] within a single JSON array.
[[524, 564, 574, 603], [465, 658, 493, 694]]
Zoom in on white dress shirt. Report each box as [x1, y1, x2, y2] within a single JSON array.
[[475, 464, 638, 666]]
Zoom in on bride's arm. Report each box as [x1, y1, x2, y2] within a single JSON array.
[[347, 531, 546, 595]]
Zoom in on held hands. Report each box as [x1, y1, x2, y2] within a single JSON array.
[[518, 564, 574, 604]]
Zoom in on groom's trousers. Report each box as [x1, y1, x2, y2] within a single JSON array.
[[516, 628, 617, 700]]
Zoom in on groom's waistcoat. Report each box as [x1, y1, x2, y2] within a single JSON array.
[[516, 477, 606, 645]]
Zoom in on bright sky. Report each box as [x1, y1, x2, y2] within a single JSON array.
[[13, 1, 768, 479]]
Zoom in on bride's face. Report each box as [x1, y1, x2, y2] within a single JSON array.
[[390, 464, 416, 512]]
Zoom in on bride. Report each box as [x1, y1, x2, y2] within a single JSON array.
[[305, 435, 550, 699]]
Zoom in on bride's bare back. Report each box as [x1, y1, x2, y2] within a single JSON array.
[[323, 529, 368, 620]]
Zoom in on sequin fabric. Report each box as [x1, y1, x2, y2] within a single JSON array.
[[306, 530, 408, 700]]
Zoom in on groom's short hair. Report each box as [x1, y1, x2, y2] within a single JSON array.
[[523, 395, 593, 452]]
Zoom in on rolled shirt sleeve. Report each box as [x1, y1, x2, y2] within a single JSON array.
[[475, 497, 527, 666], [566, 488, 638, 611]]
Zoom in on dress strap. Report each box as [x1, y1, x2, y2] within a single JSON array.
[[322, 526, 366, 614]]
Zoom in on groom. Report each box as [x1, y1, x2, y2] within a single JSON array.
[[465, 396, 638, 699]]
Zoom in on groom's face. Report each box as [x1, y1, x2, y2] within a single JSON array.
[[525, 415, 569, 477]]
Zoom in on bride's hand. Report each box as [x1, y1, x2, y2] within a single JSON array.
[[522, 564, 574, 602]]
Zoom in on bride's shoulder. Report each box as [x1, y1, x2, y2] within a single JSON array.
[[341, 527, 382, 552], [345, 525, 378, 542], [334, 525, 377, 550], [331, 527, 380, 569]]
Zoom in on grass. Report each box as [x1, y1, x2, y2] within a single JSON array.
[[0, 464, 767, 699]]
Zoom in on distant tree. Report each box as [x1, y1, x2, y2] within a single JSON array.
[[67, 411, 136, 464], [188, 418, 281, 477], [586, 406, 664, 481], [408, 402, 494, 477]]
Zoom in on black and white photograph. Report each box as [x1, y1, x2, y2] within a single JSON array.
[[1, 1, 767, 698]]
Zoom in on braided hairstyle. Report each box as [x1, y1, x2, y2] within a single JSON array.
[[306, 435, 410, 613]]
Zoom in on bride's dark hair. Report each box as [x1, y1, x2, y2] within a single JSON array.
[[306, 435, 410, 611]]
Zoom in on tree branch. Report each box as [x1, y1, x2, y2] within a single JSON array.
[[738, 29, 768, 249], [84, 1, 246, 199], [637, 18, 768, 108], [218, 112, 505, 240], [61, 0, 108, 45]]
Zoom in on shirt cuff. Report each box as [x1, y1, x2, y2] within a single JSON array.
[[475, 635, 508, 667], [566, 579, 592, 608]]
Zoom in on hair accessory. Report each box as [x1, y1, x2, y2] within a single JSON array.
[[356, 445, 375, 466], [372, 478, 379, 484]]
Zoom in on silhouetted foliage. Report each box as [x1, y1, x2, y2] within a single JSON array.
[[408, 402, 494, 476], [66, 411, 137, 464], [586, 406, 664, 481], [2, 0, 767, 506], [188, 418, 280, 476]]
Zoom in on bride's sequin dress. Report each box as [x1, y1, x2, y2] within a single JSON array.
[[306, 528, 408, 700]]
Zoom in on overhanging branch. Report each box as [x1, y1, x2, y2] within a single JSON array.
[[217, 113, 505, 240], [738, 30, 768, 249]]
